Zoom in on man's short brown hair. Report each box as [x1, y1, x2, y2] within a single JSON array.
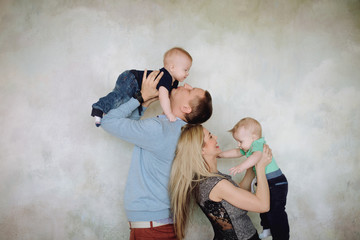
[[185, 90, 212, 124]]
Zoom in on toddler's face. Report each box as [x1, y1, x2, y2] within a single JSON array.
[[171, 55, 192, 82], [233, 127, 254, 152]]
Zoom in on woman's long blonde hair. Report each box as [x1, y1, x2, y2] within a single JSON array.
[[169, 124, 217, 239]]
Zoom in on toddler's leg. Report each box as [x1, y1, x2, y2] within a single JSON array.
[[251, 177, 257, 193], [94, 116, 102, 127], [259, 229, 271, 239], [91, 70, 138, 127], [259, 213, 271, 239], [267, 176, 289, 240], [91, 108, 104, 127]]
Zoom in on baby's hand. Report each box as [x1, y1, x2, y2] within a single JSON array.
[[167, 113, 177, 122], [229, 165, 244, 176]]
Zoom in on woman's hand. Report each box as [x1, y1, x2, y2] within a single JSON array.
[[140, 69, 163, 102], [256, 144, 272, 169]]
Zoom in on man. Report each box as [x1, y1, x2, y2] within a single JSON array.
[[101, 70, 213, 239]]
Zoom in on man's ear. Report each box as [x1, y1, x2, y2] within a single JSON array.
[[181, 105, 192, 114]]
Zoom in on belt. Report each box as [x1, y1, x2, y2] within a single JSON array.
[[129, 221, 169, 229]]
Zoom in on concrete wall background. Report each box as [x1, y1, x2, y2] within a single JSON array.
[[1, 0, 359, 239]]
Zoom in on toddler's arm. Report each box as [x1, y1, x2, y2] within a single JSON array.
[[218, 148, 243, 158], [230, 151, 262, 175], [159, 86, 176, 122]]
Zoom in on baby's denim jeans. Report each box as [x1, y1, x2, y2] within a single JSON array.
[[92, 70, 140, 115]]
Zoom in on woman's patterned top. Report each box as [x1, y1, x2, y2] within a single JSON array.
[[196, 172, 257, 240]]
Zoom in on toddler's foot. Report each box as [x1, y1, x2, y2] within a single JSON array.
[[95, 116, 102, 127], [259, 229, 271, 239]]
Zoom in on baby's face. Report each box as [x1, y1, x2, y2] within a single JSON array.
[[171, 55, 192, 82], [233, 127, 254, 152]]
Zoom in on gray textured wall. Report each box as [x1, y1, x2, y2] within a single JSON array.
[[1, 0, 359, 239]]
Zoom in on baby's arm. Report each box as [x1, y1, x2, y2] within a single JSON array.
[[159, 86, 176, 122], [218, 148, 243, 158], [230, 151, 262, 175]]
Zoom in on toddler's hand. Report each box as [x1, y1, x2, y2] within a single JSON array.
[[229, 165, 244, 176], [167, 113, 177, 122]]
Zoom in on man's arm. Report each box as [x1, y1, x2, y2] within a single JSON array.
[[101, 70, 163, 146]]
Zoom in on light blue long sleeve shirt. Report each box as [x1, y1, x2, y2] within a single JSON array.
[[101, 98, 186, 221]]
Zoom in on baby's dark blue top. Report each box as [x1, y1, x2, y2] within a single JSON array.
[[130, 68, 179, 92]]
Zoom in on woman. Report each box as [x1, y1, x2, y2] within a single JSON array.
[[169, 124, 272, 240]]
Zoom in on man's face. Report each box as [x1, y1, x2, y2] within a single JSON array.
[[170, 83, 205, 108]]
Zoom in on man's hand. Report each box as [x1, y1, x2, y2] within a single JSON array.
[[142, 96, 159, 108], [141, 69, 163, 102]]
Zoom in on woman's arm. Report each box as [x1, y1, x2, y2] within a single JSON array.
[[210, 145, 272, 213], [237, 168, 255, 191]]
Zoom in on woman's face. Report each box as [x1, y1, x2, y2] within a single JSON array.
[[202, 128, 221, 157]]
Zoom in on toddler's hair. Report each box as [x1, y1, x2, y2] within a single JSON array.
[[163, 47, 192, 66], [229, 117, 262, 138]]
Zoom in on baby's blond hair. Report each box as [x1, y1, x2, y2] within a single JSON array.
[[229, 117, 262, 139], [163, 47, 192, 67]]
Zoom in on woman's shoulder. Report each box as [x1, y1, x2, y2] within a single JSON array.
[[198, 173, 232, 194], [197, 173, 239, 203], [200, 172, 230, 184]]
